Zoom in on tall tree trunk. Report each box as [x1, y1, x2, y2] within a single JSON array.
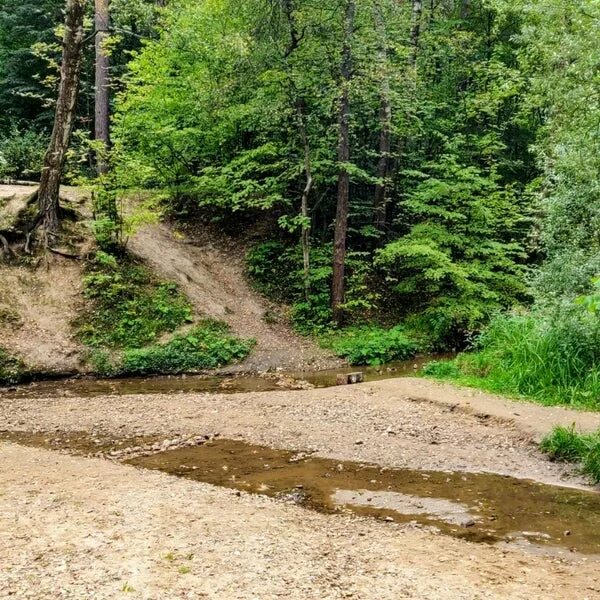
[[37, 0, 86, 245], [331, 0, 355, 325], [297, 102, 313, 302], [373, 1, 392, 233], [410, 0, 423, 67], [95, 0, 110, 175], [282, 0, 312, 301]]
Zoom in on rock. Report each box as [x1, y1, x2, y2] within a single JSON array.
[[458, 517, 476, 528], [336, 372, 364, 385]]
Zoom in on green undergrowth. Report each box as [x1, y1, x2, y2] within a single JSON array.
[[88, 322, 255, 377], [0, 346, 26, 385], [319, 326, 421, 366], [423, 311, 600, 410], [78, 250, 193, 348], [78, 251, 254, 376], [540, 426, 600, 484]]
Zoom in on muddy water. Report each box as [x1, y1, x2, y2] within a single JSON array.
[[128, 439, 600, 556], [0, 355, 452, 399]]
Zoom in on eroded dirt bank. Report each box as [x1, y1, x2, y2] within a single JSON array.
[[129, 222, 340, 372]]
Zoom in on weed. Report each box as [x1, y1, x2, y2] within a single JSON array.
[[121, 582, 135, 593], [424, 310, 600, 409], [178, 566, 191, 575], [0, 347, 26, 385], [539, 426, 590, 462]]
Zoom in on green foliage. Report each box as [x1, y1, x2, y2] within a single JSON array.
[[91, 322, 254, 377], [119, 322, 254, 376], [375, 157, 528, 344], [0, 346, 26, 385], [540, 426, 591, 463], [540, 426, 600, 484], [247, 241, 378, 333], [425, 307, 600, 409], [321, 326, 419, 366], [0, 126, 46, 180], [78, 251, 193, 349]]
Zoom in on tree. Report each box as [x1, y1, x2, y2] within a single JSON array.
[[372, 1, 392, 232], [331, 0, 355, 324], [95, 0, 111, 174], [35, 0, 86, 245]]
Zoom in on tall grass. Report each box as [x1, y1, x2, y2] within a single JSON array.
[[423, 308, 600, 409], [540, 425, 600, 484]]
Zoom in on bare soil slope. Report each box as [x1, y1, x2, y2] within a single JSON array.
[[0, 184, 89, 373], [129, 223, 340, 372]]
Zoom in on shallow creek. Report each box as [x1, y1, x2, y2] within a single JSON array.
[[2, 354, 599, 557], [126, 439, 600, 556], [2, 427, 599, 556], [0, 354, 452, 399]]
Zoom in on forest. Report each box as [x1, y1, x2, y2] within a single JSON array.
[[0, 0, 599, 407], [3, 2, 600, 595]]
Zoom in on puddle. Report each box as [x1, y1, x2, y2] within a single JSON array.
[[126, 438, 600, 556], [0, 354, 453, 399]]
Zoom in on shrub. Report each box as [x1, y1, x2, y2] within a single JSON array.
[[78, 251, 193, 349], [112, 322, 254, 376], [0, 347, 26, 385], [321, 326, 420, 366]]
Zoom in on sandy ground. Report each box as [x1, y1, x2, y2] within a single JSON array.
[[2, 442, 599, 600], [0, 185, 89, 373], [129, 223, 340, 372], [2, 379, 600, 598]]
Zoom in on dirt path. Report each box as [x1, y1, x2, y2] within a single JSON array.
[[129, 223, 340, 372]]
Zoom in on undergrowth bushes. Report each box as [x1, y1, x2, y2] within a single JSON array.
[[0, 347, 26, 385], [79, 251, 253, 376], [320, 326, 420, 366], [78, 251, 193, 348], [89, 322, 255, 376], [540, 426, 600, 484]]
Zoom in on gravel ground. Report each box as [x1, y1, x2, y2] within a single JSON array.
[[1, 379, 593, 487], [2, 378, 600, 599]]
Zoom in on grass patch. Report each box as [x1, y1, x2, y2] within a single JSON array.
[[89, 321, 255, 377], [0, 346, 26, 385], [540, 425, 600, 484], [77, 250, 193, 349], [423, 311, 600, 410], [320, 325, 420, 366]]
